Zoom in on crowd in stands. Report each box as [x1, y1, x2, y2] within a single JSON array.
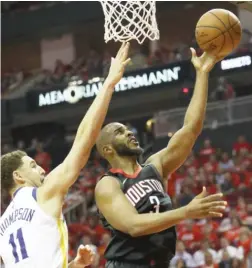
[[1, 1, 60, 14], [1, 70, 27, 96], [2, 28, 252, 98], [20, 43, 190, 92], [1, 131, 252, 267]]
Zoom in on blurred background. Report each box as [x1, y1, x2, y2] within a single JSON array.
[[1, 1, 252, 268]]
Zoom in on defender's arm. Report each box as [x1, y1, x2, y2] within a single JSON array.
[[37, 43, 130, 207]]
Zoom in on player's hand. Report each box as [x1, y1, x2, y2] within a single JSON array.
[[185, 187, 227, 219], [190, 47, 218, 73], [106, 42, 131, 87], [73, 245, 95, 267]]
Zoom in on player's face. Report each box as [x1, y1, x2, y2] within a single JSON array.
[[110, 123, 143, 157], [14, 156, 46, 187]]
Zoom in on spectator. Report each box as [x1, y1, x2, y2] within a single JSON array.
[[199, 139, 216, 165], [204, 154, 218, 174], [26, 138, 39, 157], [201, 221, 219, 249], [86, 215, 107, 243], [148, 50, 163, 66], [236, 197, 248, 220], [217, 238, 244, 263], [184, 152, 200, 172], [98, 233, 111, 267], [170, 241, 196, 268], [220, 172, 235, 194], [126, 44, 147, 71], [16, 140, 26, 150], [212, 77, 235, 101], [2, 143, 12, 154], [80, 234, 98, 265], [218, 249, 232, 268], [201, 251, 218, 268], [231, 258, 242, 268], [53, 59, 66, 82], [223, 217, 242, 244], [237, 227, 252, 258], [178, 219, 202, 250], [34, 143, 52, 174], [178, 186, 195, 207], [193, 240, 218, 267], [246, 248, 252, 268], [86, 49, 102, 78], [218, 209, 239, 233], [102, 50, 112, 77], [233, 135, 251, 156], [218, 152, 235, 173], [175, 259, 187, 268]]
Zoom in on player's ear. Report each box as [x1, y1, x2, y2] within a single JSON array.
[[13, 170, 26, 185], [103, 145, 113, 156]]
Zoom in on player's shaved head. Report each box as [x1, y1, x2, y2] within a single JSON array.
[[96, 122, 143, 160], [96, 122, 123, 158]]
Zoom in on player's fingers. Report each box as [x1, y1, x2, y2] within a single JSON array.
[[117, 42, 126, 58], [207, 211, 223, 218], [200, 51, 207, 60], [208, 206, 226, 213], [122, 58, 131, 67], [78, 244, 85, 252], [121, 42, 130, 61], [201, 193, 223, 203], [195, 186, 207, 199], [84, 245, 95, 255], [202, 201, 227, 209], [90, 255, 95, 263], [78, 244, 91, 255], [190, 47, 197, 59]]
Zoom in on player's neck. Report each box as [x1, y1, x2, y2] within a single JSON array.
[[110, 156, 140, 175], [10, 185, 23, 198], [10, 184, 33, 198]]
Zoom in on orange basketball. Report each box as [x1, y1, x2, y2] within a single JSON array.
[[195, 9, 242, 59]]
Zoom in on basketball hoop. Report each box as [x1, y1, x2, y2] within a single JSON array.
[[100, 1, 160, 44]]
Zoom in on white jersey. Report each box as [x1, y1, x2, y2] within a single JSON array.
[[0, 187, 68, 268]]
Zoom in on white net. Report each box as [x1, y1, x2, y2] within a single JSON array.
[[100, 1, 160, 44]]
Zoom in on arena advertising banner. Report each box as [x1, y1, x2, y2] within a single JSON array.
[[27, 61, 189, 110], [219, 54, 252, 71], [27, 52, 252, 110]]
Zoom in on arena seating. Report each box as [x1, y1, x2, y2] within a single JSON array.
[[2, 31, 251, 98], [1, 134, 251, 268]]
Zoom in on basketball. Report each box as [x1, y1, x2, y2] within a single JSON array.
[[195, 9, 242, 59]]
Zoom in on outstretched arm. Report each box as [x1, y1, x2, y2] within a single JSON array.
[[38, 43, 131, 208], [146, 49, 218, 178], [95, 177, 226, 237]]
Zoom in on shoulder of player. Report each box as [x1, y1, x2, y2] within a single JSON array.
[[143, 159, 164, 179], [13, 186, 35, 199], [95, 175, 121, 198]]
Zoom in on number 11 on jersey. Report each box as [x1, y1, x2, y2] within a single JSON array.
[[149, 196, 160, 213], [9, 228, 28, 263]]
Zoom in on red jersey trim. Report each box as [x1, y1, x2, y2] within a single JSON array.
[[109, 165, 142, 179]]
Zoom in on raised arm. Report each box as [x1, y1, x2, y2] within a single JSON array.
[[146, 49, 218, 178], [38, 43, 131, 206], [95, 176, 226, 237]]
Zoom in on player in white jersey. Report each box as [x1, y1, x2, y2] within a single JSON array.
[[0, 42, 131, 268]]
